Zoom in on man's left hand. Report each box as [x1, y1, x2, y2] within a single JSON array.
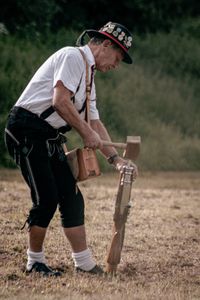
[[113, 156, 138, 178]]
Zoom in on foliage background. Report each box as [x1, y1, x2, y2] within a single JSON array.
[[0, 0, 200, 170]]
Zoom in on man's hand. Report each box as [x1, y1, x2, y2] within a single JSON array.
[[82, 128, 103, 150], [113, 156, 138, 179]]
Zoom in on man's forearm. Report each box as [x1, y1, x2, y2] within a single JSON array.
[[90, 119, 118, 158], [53, 82, 102, 149], [54, 97, 92, 138], [53, 83, 92, 139]]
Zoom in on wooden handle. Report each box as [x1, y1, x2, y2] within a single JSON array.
[[105, 229, 123, 274], [62, 143, 68, 153], [102, 140, 126, 149], [106, 263, 118, 274]]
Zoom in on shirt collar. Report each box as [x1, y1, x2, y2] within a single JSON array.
[[79, 45, 95, 67]]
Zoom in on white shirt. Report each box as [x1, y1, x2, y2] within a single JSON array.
[[15, 45, 99, 129]]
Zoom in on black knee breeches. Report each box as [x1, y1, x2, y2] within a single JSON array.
[[4, 107, 85, 228]]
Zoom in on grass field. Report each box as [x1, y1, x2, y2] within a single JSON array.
[[0, 169, 200, 300]]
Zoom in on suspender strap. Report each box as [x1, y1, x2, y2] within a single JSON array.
[[40, 106, 55, 119], [40, 100, 87, 121]]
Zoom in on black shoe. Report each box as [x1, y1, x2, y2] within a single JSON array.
[[76, 265, 104, 275], [27, 262, 61, 277]]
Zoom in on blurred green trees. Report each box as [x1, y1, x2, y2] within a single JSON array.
[[0, 1, 199, 170], [1, 0, 199, 34]]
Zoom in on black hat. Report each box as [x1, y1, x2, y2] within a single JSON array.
[[76, 21, 133, 64]]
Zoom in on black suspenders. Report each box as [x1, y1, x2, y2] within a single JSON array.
[[40, 106, 55, 120], [40, 99, 87, 133]]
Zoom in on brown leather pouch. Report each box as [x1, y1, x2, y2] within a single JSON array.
[[65, 50, 101, 182], [66, 148, 101, 181]]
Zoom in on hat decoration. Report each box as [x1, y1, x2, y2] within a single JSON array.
[[76, 21, 133, 64], [100, 22, 133, 51]]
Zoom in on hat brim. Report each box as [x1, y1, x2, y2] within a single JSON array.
[[87, 30, 132, 64]]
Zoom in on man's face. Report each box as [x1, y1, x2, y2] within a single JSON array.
[[95, 40, 124, 72]]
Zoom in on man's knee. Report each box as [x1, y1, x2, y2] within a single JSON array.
[[60, 189, 85, 228], [61, 217, 84, 228], [27, 204, 57, 228]]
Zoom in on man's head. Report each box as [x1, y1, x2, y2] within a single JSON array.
[[76, 21, 133, 71], [88, 36, 124, 72]]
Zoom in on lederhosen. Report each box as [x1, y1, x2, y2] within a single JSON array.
[[4, 104, 85, 228]]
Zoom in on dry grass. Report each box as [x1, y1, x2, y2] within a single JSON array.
[[0, 169, 200, 300]]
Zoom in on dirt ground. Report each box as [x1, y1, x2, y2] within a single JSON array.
[[0, 169, 199, 300]]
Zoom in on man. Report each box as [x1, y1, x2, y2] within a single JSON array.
[[5, 21, 136, 276]]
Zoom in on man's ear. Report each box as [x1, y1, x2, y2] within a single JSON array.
[[102, 39, 112, 48]]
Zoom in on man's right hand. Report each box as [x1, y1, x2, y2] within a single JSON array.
[[82, 128, 103, 150]]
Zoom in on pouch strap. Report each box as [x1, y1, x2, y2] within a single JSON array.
[[78, 48, 91, 125]]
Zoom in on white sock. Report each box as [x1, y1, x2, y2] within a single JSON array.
[[72, 248, 96, 271], [26, 249, 46, 271]]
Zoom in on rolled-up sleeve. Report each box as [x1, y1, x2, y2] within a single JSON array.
[[90, 98, 99, 120], [89, 82, 99, 120]]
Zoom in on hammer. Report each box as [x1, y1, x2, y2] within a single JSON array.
[[102, 136, 141, 161]]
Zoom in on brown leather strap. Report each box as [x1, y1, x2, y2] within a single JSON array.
[[78, 48, 91, 125]]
